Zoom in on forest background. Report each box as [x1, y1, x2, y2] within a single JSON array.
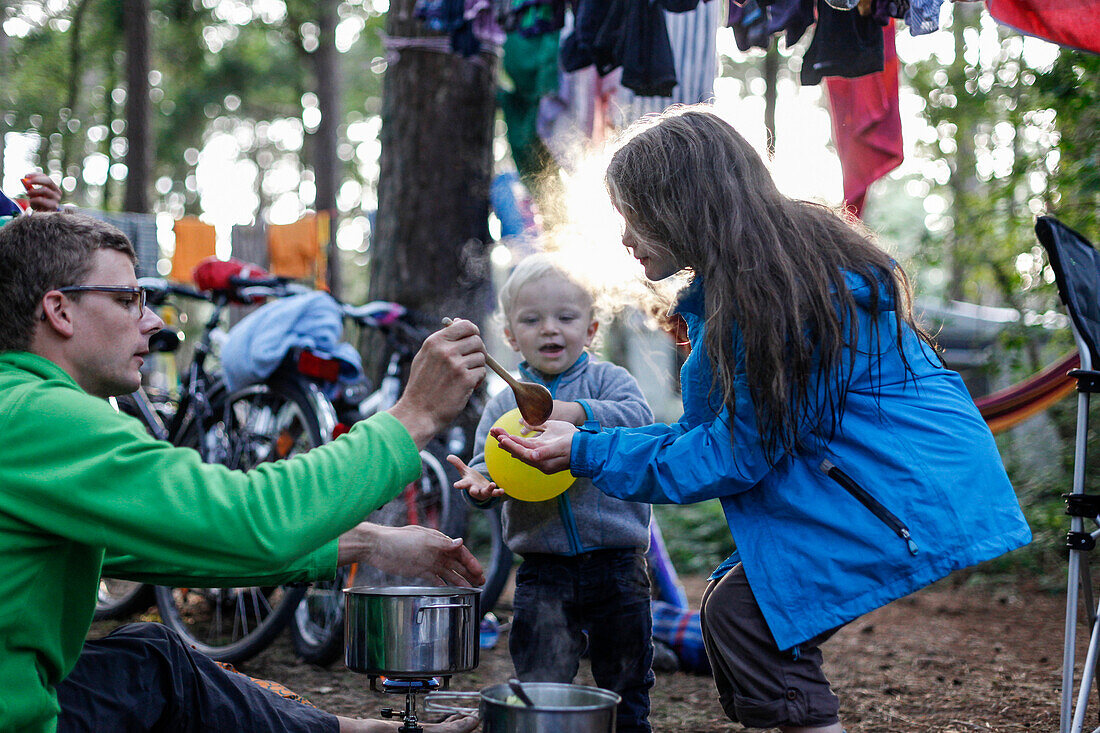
[[2, 0, 1099, 584]]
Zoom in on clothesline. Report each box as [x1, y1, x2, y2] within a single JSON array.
[[424, 0, 1098, 217], [78, 208, 331, 290]]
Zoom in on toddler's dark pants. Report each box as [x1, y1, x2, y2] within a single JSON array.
[[510, 548, 654, 733], [56, 622, 339, 732]]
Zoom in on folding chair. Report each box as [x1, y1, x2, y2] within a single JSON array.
[[1035, 216, 1100, 733]]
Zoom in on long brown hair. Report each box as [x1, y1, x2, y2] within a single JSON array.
[[606, 106, 935, 460]]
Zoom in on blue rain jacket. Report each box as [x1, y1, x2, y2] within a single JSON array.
[[571, 275, 1031, 649]]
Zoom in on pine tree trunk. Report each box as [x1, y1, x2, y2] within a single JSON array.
[[122, 0, 151, 213], [313, 0, 342, 296], [370, 0, 497, 332]]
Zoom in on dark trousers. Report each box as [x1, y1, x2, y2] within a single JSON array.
[[56, 623, 339, 732], [699, 564, 841, 729], [510, 549, 654, 733]]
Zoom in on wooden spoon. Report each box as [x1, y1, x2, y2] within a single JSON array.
[[442, 318, 554, 425]]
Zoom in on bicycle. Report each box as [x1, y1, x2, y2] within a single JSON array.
[[103, 274, 324, 663], [103, 283, 511, 665], [96, 328, 183, 620], [283, 300, 513, 665]]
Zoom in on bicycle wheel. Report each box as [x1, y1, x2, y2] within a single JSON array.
[[289, 447, 451, 664], [155, 379, 324, 663], [95, 391, 168, 620], [289, 445, 505, 664], [94, 579, 156, 621]]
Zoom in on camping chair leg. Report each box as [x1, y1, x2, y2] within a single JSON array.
[[1084, 560, 1100, 722], [1072, 603, 1100, 733], [1067, 546, 1085, 733], [1067, 376, 1096, 733]]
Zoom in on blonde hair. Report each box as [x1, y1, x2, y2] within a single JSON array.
[[498, 252, 595, 326]]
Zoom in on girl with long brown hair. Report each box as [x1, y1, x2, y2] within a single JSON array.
[[492, 106, 1031, 732]]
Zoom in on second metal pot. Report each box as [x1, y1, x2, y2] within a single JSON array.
[[425, 682, 621, 733], [343, 585, 480, 677]]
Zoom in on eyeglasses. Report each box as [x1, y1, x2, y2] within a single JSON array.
[[56, 285, 148, 317]]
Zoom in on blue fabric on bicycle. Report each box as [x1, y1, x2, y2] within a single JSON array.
[[221, 291, 363, 391]]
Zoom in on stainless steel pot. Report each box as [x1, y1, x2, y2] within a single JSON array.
[[424, 682, 621, 733], [343, 585, 480, 677]]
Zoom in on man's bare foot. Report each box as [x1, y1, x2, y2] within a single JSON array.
[[337, 713, 479, 732]]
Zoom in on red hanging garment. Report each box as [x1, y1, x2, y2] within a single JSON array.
[[986, 0, 1100, 54], [824, 21, 903, 218]]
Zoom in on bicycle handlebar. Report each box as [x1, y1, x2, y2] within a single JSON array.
[[138, 276, 310, 305], [138, 278, 208, 304]]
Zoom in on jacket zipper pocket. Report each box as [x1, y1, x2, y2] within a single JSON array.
[[820, 459, 919, 555]]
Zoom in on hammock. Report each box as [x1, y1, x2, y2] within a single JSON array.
[[976, 352, 1080, 434]]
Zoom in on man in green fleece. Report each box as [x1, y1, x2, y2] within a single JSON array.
[[0, 212, 486, 732]]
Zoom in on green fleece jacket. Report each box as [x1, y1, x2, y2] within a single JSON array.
[[0, 351, 422, 732]]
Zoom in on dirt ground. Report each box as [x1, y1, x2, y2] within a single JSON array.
[[92, 573, 1078, 731]]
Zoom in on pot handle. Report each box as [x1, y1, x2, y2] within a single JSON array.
[[423, 691, 479, 716], [416, 602, 472, 624]]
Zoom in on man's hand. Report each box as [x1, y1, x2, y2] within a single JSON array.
[[488, 418, 577, 475], [388, 318, 485, 449], [21, 172, 61, 212], [446, 454, 504, 501], [337, 522, 485, 587]]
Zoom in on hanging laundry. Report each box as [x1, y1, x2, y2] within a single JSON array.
[[825, 21, 903, 218], [560, 0, 613, 72], [801, 0, 885, 85], [415, 0, 502, 55], [496, 0, 566, 37], [902, 0, 942, 36], [622, 0, 722, 120], [538, 64, 623, 170], [267, 212, 329, 290], [500, 30, 562, 183], [169, 216, 216, 284], [490, 172, 542, 257], [469, 0, 506, 47], [871, 0, 910, 26], [561, 0, 678, 97], [727, 0, 815, 52], [231, 221, 269, 270], [597, 0, 679, 95], [986, 0, 1100, 54]]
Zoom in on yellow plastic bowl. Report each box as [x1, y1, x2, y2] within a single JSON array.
[[484, 408, 576, 502]]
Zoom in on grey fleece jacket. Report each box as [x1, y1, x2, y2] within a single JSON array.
[[469, 352, 654, 556]]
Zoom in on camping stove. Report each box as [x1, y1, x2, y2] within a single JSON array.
[[343, 585, 481, 732], [368, 676, 451, 733]]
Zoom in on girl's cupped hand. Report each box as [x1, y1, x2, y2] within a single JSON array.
[[488, 419, 577, 475]]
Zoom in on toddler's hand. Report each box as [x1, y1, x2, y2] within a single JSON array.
[[446, 454, 505, 501], [547, 399, 587, 427]]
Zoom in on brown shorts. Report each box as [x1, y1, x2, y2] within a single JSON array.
[[699, 564, 841, 729]]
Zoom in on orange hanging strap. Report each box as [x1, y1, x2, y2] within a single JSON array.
[[267, 212, 329, 290], [170, 217, 216, 284]]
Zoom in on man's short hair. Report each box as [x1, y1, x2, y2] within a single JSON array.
[[0, 212, 136, 352]]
